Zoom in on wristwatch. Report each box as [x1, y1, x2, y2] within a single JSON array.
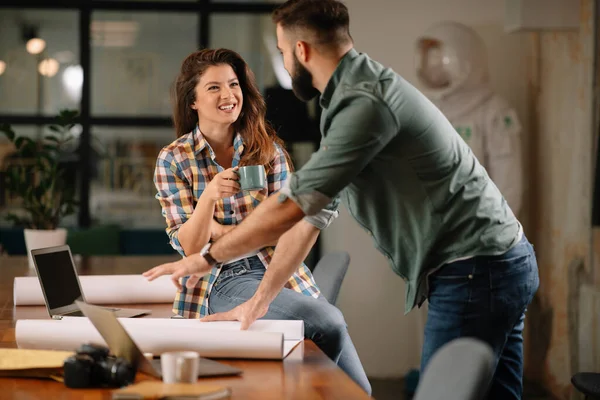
[[200, 242, 218, 267]]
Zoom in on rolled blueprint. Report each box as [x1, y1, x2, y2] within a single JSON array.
[[14, 275, 177, 306], [15, 318, 304, 360]]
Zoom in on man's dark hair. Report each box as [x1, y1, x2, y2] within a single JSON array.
[[272, 0, 353, 49]]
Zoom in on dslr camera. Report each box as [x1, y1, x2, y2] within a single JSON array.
[[63, 343, 137, 388]]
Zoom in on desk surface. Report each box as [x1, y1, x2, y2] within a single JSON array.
[[0, 256, 370, 399]]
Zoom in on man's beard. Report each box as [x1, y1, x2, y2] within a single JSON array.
[[291, 53, 320, 102]]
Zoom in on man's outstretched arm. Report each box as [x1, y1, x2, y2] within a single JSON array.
[[144, 195, 305, 288], [212, 196, 304, 262], [201, 219, 321, 329]]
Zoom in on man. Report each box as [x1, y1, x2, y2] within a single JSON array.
[[144, 1, 539, 398]]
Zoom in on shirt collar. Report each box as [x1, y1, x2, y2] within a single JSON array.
[[193, 125, 245, 164], [319, 48, 359, 109]]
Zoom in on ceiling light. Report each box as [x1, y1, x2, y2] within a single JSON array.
[[23, 26, 46, 55], [26, 38, 46, 55], [0, 61, 6, 76], [38, 58, 59, 77]]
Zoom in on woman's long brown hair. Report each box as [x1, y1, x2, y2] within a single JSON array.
[[172, 48, 292, 173]]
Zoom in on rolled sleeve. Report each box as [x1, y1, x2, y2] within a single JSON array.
[[269, 142, 339, 229], [169, 232, 185, 257], [279, 93, 398, 215], [303, 198, 340, 230], [153, 149, 194, 257], [279, 178, 340, 230]]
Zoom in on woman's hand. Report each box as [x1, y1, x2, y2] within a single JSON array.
[[204, 167, 240, 201]]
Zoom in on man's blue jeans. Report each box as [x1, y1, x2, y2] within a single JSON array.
[[421, 235, 539, 399], [208, 256, 372, 395]]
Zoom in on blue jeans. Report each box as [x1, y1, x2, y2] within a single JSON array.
[[208, 256, 372, 395], [421, 235, 539, 400]]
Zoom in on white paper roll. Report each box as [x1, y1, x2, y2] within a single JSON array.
[[114, 319, 304, 341], [15, 318, 303, 360], [13, 275, 177, 306]]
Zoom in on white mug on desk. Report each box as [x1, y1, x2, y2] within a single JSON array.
[[160, 351, 200, 383]]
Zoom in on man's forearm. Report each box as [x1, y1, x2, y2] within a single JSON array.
[[253, 220, 321, 305], [210, 196, 305, 263]]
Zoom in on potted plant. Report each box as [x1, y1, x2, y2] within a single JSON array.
[[0, 109, 79, 268]]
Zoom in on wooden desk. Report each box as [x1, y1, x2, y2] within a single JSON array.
[[0, 256, 370, 399]]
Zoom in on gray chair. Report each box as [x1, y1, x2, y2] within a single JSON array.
[[571, 373, 600, 399], [413, 338, 495, 400], [311, 251, 350, 305]]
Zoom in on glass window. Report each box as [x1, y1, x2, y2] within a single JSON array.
[[91, 11, 199, 117], [0, 10, 80, 115], [90, 126, 175, 228], [209, 13, 288, 94], [209, 13, 319, 143]]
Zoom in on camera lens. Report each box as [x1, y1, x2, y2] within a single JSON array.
[[100, 357, 136, 387]]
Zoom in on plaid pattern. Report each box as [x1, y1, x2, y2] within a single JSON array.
[[154, 126, 320, 318]]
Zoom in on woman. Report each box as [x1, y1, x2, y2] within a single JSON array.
[[153, 48, 370, 394]]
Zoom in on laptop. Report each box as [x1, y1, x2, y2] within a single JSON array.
[[31, 244, 151, 319], [76, 300, 243, 378]]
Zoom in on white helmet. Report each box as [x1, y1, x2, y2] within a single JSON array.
[[415, 21, 489, 100]]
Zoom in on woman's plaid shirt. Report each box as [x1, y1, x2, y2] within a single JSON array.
[[154, 127, 320, 318]]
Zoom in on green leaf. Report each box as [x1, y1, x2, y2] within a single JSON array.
[[42, 143, 59, 153], [5, 213, 30, 228], [48, 125, 62, 133], [0, 123, 16, 141], [59, 109, 79, 120], [7, 167, 24, 194], [14, 137, 36, 153], [44, 135, 60, 143]]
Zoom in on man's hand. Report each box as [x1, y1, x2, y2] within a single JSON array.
[[200, 297, 269, 330], [143, 253, 211, 290]]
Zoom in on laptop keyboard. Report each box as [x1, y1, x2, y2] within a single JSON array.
[[63, 307, 118, 317], [64, 310, 85, 317]]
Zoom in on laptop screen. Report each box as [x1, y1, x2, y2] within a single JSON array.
[[33, 249, 83, 309]]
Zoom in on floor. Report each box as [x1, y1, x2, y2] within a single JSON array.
[[369, 378, 556, 399]]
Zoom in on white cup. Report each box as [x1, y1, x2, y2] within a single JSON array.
[[160, 351, 200, 384]]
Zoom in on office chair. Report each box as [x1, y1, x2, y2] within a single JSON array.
[[311, 251, 350, 305], [413, 338, 495, 400], [572, 373, 600, 399]]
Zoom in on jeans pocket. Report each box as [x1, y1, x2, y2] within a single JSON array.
[[489, 251, 537, 313], [213, 259, 251, 289], [432, 259, 475, 280], [487, 253, 531, 278]]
